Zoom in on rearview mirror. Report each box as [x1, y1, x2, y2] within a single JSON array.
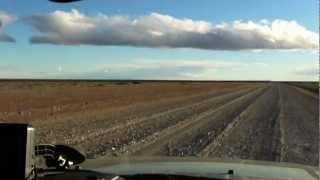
[[48, 0, 82, 3]]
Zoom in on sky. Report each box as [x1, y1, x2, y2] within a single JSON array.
[[0, 0, 319, 81]]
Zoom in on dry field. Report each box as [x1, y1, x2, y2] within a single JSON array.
[[0, 80, 318, 166]]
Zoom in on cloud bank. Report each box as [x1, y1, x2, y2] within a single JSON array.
[[0, 59, 242, 79], [294, 65, 319, 77], [72, 59, 254, 80], [25, 9, 319, 50], [0, 11, 16, 42]]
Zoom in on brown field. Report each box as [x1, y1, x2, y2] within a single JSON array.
[[0, 80, 318, 166]]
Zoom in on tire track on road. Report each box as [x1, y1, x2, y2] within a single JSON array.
[[40, 85, 256, 145], [278, 84, 287, 163], [289, 86, 318, 115], [200, 85, 281, 161], [81, 86, 263, 158], [130, 86, 268, 156], [278, 84, 319, 166], [292, 86, 318, 100]]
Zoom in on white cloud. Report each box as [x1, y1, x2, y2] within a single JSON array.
[[58, 66, 62, 73], [0, 59, 243, 80], [1, 60, 317, 81], [0, 11, 16, 27], [252, 62, 269, 67], [251, 49, 264, 53], [0, 11, 16, 42], [294, 65, 319, 77], [74, 59, 248, 80], [25, 9, 319, 50], [0, 65, 31, 78]]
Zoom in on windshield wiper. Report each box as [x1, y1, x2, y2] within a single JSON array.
[[36, 169, 234, 180]]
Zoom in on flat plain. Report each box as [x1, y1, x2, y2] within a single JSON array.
[[0, 80, 318, 166]]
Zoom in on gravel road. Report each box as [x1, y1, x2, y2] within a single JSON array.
[[92, 83, 318, 166], [29, 82, 318, 166]]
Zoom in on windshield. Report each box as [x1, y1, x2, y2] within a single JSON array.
[[0, 0, 318, 177]]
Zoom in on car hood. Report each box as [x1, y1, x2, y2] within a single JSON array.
[[83, 157, 319, 180]]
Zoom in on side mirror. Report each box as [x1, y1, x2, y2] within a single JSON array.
[[35, 144, 85, 170], [0, 124, 35, 180]]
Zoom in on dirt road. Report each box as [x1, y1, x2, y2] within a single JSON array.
[[1, 81, 318, 166], [135, 83, 318, 166], [83, 83, 318, 166]]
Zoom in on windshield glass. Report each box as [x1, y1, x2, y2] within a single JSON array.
[[0, 0, 318, 174]]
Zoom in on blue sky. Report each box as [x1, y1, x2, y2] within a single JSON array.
[[0, 0, 318, 80]]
